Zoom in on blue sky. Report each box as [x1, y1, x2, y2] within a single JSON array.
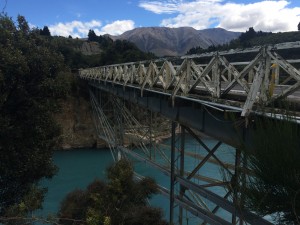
[[4, 0, 300, 37]]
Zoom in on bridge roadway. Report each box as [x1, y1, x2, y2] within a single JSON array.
[[79, 42, 300, 225], [80, 42, 300, 148]]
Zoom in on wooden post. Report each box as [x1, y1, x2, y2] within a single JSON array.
[[212, 55, 221, 98]]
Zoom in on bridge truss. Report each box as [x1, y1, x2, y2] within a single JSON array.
[[80, 42, 300, 118], [88, 86, 273, 225], [79, 42, 300, 225]]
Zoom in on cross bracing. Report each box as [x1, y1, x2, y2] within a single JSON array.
[[80, 42, 300, 118], [79, 43, 300, 225], [88, 86, 274, 225]]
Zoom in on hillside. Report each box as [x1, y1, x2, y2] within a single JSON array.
[[111, 27, 241, 56], [52, 34, 155, 69], [187, 27, 300, 56]]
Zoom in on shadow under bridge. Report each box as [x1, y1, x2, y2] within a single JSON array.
[[77, 43, 300, 225], [86, 81, 272, 225]]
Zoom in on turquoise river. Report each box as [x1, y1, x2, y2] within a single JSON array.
[[36, 136, 236, 224]]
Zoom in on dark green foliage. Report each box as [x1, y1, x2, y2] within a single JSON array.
[[186, 46, 204, 55], [51, 37, 92, 69], [298, 22, 300, 31], [100, 39, 156, 65], [87, 29, 155, 65], [3, 185, 46, 225], [88, 29, 98, 42], [52, 30, 155, 69], [186, 27, 300, 55], [87, 29, 113, 48], [123, 206, 168, 225], [239, 27, 257, 43], [58, 159, 168, 225], [242, 115, 300, 224], [40, 26, 51, 36], [59, 189, 89, 225], [0, 15, 71, 217]]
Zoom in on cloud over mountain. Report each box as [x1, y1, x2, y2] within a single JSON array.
[[49, 19, 135, 37], [139, 0, 300, 32]]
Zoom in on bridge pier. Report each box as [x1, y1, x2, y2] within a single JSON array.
[[170, 121, 176, 224], [179, 126, 185, 225]]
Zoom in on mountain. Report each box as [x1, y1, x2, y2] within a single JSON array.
[[112, 27, 241, 56]]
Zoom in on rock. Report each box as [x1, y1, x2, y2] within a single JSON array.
[[79, 41, 102, 55], [54, 96, 106, 150]]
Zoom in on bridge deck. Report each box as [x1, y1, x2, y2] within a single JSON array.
[[80, 41, 300, 119], [79, 42, 300, 225]]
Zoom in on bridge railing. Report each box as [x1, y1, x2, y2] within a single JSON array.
[[79, 42, 300, 117]]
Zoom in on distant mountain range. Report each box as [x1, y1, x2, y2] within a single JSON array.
[[111, 27, 241, 56]]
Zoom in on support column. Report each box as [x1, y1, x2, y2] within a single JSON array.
[[170, 121, 176, 224], [149, 110, 153, 160], [232, 148, 241, 225], [179, 126, 185, 225], [239, 151, 247, 225]]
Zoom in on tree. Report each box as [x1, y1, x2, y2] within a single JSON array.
[[0, 15, 70, 218], [240, 114, 300, 224], [40, 25, 51, 36], [298, 22, 300, 31], [58, 159, 168, 225], [239, 27, 257, 47], [88, 29, 97, 42]]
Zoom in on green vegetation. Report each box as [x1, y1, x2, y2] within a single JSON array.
[[39, 26, 51, 36], [187, 27, 300, 55], [49, 29, 156, 69], [0, 14, 71, 219], [50, 36, 92, 69], [0, 14, 159, 223], [1, 11, 300, 225], [239, 112, 300, 224], [58, 159, 168, 225]]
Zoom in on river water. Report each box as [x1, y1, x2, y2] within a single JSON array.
[[36, 136, 236, 224]]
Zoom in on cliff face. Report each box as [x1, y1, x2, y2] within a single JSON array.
[[78, 41, 102, 55], [54, 95, 106, 150]]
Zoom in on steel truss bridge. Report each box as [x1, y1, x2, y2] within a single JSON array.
[[79, 42, 300, 225]]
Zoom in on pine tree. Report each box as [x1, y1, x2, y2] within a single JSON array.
[[40, 26, 51, 36], [87, 29, 97, 41]]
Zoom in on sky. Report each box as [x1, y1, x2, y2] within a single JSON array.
[[3, 0, 300, 38]]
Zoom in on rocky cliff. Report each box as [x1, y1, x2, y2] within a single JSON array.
[[78, 41, 102, 55], [54, 96, 106, 150]]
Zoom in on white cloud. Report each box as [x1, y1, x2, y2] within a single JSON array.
[[28, 23, 36, 29], [49, 20, 102, 38], [99, 20, 135, 35], [139, 0, 300, 32], [139, 0, 181, 14], [49, 19, 135, 38]]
